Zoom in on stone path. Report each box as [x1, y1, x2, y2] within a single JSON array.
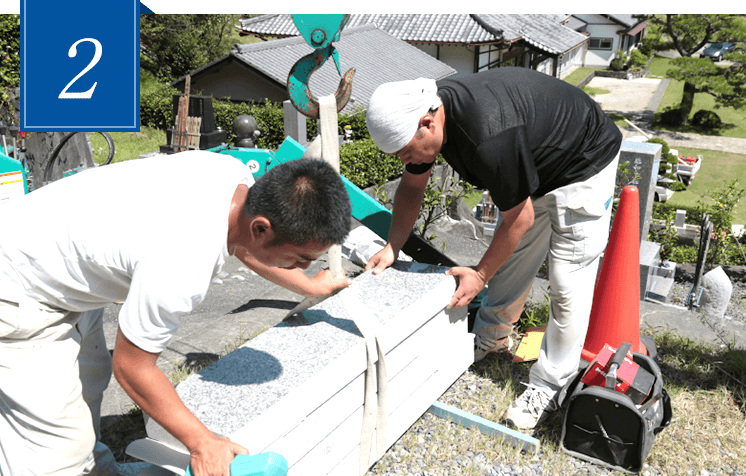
[[587, 74, 746, 155]]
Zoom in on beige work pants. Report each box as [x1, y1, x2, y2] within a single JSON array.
[[474, 153, 620, 391], [0, 301, 117, 476]]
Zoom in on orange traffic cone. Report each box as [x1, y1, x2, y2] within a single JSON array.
[[581, 185, 648, 362]]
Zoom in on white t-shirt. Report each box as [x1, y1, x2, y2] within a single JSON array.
[[0, 150, 254, 353]]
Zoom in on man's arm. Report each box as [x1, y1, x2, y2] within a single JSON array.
[[232, 246, 351, 298], [447, 197, 534, 308], [365, 170, 430, 273], [112, 328, 248, 476]]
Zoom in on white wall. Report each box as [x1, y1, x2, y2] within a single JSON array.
[[573, 14, 619, 67], [414, 43, 475, 77]]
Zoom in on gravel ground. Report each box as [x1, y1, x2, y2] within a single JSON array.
[[364, 264, 746, 476]]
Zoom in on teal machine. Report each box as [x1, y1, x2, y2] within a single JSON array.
[[0, 127, 29, 202], [210, 13, 457, 268], [208, 136, 456, 268]]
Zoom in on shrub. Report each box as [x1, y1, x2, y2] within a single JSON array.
[[140, 86, 181, 130], [610, 50, 628, 71], [653, 202, 703, 225], [691, 109, 722, 130], [659, 107, 687, 127], [629, 49, 649, 69], [212, 99, 286, 150], [668, 181, 687, 192], [646, 137, 678, 176], [339, 138, 403, 189]]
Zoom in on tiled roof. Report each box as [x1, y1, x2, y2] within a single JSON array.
[[239, 14, 500, 45], [239, 14, 588, 54], [606, 14, 646, 29], [227, 24, 456, 114], [474, 14, 588, 54]]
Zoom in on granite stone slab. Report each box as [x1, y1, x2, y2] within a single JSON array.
[[145, 262, 465, 456], [265, 304, 467, 467], [299, 332, 474, 475]]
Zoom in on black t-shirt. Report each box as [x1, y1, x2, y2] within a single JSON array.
[[414, 67, 622, 211]]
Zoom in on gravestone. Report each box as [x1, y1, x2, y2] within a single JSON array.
[[639, 240, 676, 303], [283, 100, 307, 145], [618, 140, 662, 241]]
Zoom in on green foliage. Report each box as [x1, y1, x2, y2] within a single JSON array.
[[339, 139, 403, 189], [645, 14, 746, 116], [140, 86, 181, 130], [646, 137, 679, 177], [416, 173, 475, 242], [610, 50, 629, 71], [139, 14, 238, 82], [212, 99, 285, 150], [648, 207, 679, 264], [0, 14, 19, 88], [659, 107, 688, 127], [629, 49, 649, 68], [653, 202, 702, 225], [518, 294, 550, 333], [0, 14, 20, 121], [698, 179, 746, 266], [691, 109, 722, 130]]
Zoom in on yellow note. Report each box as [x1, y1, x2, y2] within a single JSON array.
[[513, 325, 547, 363]]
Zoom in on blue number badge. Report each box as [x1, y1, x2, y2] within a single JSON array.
[[21, 0, 140, 132]]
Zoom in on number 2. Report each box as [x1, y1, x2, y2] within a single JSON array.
[[58, 38, 102, 99]]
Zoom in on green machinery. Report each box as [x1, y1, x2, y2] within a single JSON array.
[[208, 138, 457, 268]]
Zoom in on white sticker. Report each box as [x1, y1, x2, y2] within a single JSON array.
[[246, 160, 260, 174]]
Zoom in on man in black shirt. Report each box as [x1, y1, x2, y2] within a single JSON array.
[[365, 67, 622, 430]]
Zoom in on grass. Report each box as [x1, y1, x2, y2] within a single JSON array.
[[648, 56, 746, 139], [561, 67, 603, 86], [87, 127, 166, 165], [366, 296, 746, 475], [663, 147, 746, 225]]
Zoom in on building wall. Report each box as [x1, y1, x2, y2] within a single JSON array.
[[189, 58, 287, 104], [413, 43, 475, 77], [573, 14, 619, 67]]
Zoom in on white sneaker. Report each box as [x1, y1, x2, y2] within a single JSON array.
[[474, 334, 513, 362], [503, 383, 558, 430]]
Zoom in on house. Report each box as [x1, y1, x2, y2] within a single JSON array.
[[170, 24, 456, 116], [238, 14, 589, 79], [567, 14, 648, 67]]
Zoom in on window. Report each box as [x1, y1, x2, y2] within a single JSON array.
[[589, 37, 613, 50]]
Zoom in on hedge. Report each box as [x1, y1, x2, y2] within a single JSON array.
[[140, 88, 403, 189]]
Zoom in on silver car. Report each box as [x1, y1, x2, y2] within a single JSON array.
[[700, 42, 736, 61]]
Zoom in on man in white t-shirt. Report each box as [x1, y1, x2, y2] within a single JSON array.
[[0, 151, 353, 476]]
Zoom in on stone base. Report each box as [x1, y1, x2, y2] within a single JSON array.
[[129, 262, 472, 474]]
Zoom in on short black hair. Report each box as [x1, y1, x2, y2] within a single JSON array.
[[243, 159, 351, 246]]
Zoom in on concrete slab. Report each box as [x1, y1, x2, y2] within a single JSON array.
[[586, 77, 662, 114]]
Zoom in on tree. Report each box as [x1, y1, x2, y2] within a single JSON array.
[[645, 14, 746, 124], [140, 14, 238, 82], [0, 14, 20, 123]]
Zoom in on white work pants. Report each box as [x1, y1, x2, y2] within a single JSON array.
[[473, 153, 620, 391], [0, 301, 118, 476]]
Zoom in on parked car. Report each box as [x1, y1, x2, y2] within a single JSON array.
[[701, 42, 736, 61]]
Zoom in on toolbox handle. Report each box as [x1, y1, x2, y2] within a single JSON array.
[[605, 342, 632, 390]]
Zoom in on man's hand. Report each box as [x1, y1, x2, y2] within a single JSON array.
[[364, 243, 397, 275], [308, 268, 353, 297], [445, 266, 488, 309], [113, 328, 249, 476], [188, 434, 249, 476]]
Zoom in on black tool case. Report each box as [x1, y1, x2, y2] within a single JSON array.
[[558, 344, 673, 474]]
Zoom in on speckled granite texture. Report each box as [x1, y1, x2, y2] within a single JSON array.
[[145, 262, 466, 453]]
